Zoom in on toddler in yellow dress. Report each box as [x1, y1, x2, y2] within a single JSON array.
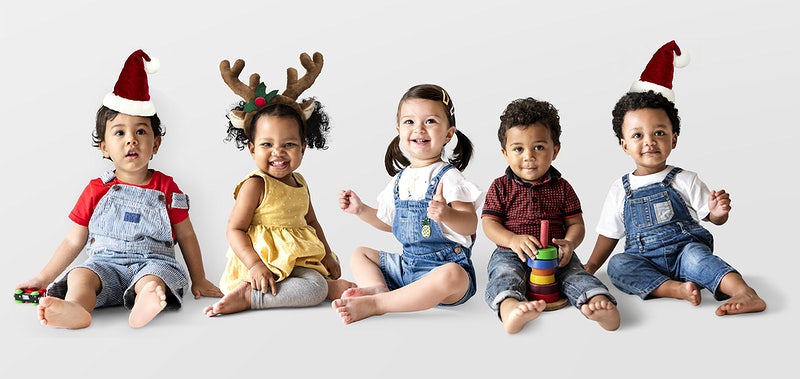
[[204, 52, 355, 316]]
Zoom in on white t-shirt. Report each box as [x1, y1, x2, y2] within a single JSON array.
[[376, 161, 484, 247], [595, 165, 712, 240]]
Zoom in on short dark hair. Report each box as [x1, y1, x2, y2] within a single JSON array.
[[93, 105, 163, 152], [498, 97, 561, 147], [612, 91, 680, 143]]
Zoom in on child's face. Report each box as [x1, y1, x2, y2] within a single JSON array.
[[249, 114, 305, 184], [99, 113, 160, 183], [396, 98, 455, 168], [501, 123, 560, 184], [619, 108, 677, 176]]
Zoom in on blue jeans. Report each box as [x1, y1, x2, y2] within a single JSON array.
[[608, 241, 735, 301], [485, 248, 615, 315]]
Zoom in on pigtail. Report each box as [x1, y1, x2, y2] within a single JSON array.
[[448, 129, 474, 171], [384, 135, 410, 176], [303, 97, 330, 150], [223, 100, 250, 150]]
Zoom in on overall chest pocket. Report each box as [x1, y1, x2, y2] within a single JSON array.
[[627, 190, 674, 229]]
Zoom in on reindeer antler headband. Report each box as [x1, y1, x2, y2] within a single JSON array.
[[220, 52, 324, 138]]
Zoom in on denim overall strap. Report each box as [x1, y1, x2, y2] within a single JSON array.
[[392, 163, 458, 255]]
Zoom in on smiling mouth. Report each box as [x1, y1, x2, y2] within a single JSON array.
[[411, 139, 430, 143], [270, 160, 289, 168]]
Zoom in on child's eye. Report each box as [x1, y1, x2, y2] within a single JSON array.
[[136, 129, 147, 135], [261, 142, 273, 148], [402, 119, 414, 126], [114, 130, 124, 137], [512, 147, 523, 153], [284, 142, 296, 148], [631, 133, 642, 139], [533, 145, 544, 151], [654, 130, 665, 136], [425, 118, 438, 125]]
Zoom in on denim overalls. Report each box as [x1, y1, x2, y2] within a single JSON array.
[[380, 163, 477, 306], [607, 167, 735, 300], [48, 171, 189, 309]]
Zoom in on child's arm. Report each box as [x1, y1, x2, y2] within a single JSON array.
[[427, 183, 477, 236], [583, 235, 619, 275], [305, 198, 341, 279], [338, 189, 392, 232], [227, 177, 277, 295], [552, 214, 585, 268], [16, 223, 88, 290], [173, 217, 223, 299], [706, 189, 731, 226], [481, 217, 539, 262]]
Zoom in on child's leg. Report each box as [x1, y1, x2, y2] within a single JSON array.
[[38, 267, 99, 329], [326, 278, 357, 301], [332, 262, 469, 324], [129, 274, 167, 328], [203, 281, 252, 316], [715, 272, 766, 316], [498, 297, 546, 334], [581, 295, 620, 331], [650, 280, 702, 305], [251, 267, 328, 308], [341, 247, 390, 298]]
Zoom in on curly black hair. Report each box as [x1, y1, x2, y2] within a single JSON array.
[[612, 91, 680, 144], [224, 98, 330, 151], [497, 97, 561, 148]]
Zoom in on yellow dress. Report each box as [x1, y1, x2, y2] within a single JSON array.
[[219, 170, 329, 294]]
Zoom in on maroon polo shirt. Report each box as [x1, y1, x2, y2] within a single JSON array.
[[482, 166, 582, 249]]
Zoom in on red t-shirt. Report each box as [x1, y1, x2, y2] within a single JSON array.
[[481, 166, 582, 249], [69, 170, 189, 238]]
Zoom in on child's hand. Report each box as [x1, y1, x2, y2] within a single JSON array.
[[16, 278, 48, 293], [191, 278, 224, 299], [339, 189, 363, 215], [322, 253, 341, 279], [551, 238, 575, 268], [507, 234, 542, 262], [427, 183, 450, 222], [249, 264, 277, 295], [708, 189, 731, 219]]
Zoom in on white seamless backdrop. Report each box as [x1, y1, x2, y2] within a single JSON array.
[[1, 1, 795, 378]]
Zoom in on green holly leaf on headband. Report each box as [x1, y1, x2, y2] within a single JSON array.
[[243, 83, 280, 113]]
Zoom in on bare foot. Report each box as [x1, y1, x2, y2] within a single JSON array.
[[715, 288, 767, 316], [331, 295, 383, 324], [129, 281, 167, 328], [37, 296, 92, 329], [503, 300, 546, 334], [326, 279, 357, 301], [581, 295, 620, 331], [203, 281, 252, 317], [652, 280, 701, 305], [340, 285, 388, 299]]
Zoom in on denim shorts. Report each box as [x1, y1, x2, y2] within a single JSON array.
[[380, 245, 477, 306]]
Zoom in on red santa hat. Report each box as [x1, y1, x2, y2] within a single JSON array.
[[630, 40, 689, 103], [102, 49, 160, 116]]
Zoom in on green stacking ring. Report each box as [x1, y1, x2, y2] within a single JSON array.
[[535, 246, 558, 260]]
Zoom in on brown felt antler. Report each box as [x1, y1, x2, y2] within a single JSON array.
[[220, 52, 324, 138]]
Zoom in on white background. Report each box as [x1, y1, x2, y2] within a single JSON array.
[[1, 1, 796, 377]]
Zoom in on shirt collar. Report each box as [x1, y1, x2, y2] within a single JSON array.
[[505, 165, 562, 187]]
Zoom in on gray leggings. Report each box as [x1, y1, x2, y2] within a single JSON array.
[[251, 267, 328, 309]]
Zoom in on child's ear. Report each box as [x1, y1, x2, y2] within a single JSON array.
[[552, 144, 561, 160], [152, 136, 162, 154], [672, 133, 678, 148], [99, 141, 109, 159]]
